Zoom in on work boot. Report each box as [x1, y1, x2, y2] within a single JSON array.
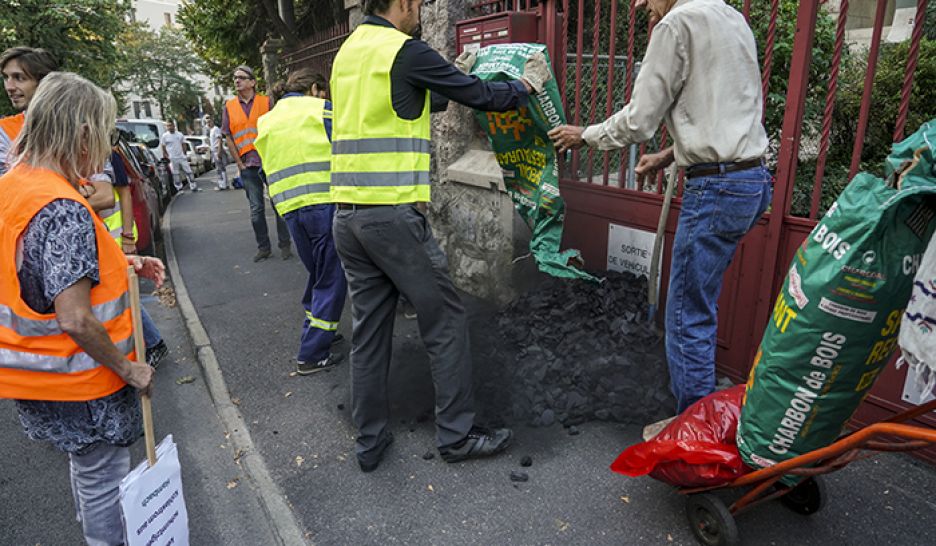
[[296, 353, 342, 375], [440, 426, 513, 463], [253, 249, 272, 262], [281, 246, 293, 260]]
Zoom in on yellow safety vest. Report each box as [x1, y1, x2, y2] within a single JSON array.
[[100, 188, 137, 243], [330, 23, 431, 204], [255, 96, 332, 215]]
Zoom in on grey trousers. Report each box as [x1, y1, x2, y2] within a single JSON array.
[[69, 443, 131, 546], [333, 204, 476, 460]]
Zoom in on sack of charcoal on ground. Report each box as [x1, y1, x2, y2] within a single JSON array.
[[611, 119, 936, 488]]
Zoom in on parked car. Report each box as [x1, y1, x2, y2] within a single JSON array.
[[116, 118, 168, 150], [185, 135, 213, 171], [181, 140, 208, 176], [127, 140, 173, 212], [112, 135, 161, 255]]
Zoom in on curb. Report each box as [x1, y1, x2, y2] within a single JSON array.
[[162, 196, 308, 546]]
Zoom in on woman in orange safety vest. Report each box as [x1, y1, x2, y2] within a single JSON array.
[[0, 72, 163, 546]]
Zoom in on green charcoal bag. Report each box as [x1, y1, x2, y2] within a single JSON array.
[[737, 121, 936, 483], [469, 43, 594, 281]]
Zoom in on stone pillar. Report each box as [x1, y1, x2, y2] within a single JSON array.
[[420, 1, 533, 304], [260, 37, 285, 89], [345, 0, 364, 28]]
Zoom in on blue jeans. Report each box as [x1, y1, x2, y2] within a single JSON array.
[[665, 166, 772, 413], [141, 305, 161, 348], [242, 167, 291, 252], [283, 204, 348, 362]]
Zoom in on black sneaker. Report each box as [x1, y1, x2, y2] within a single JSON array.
[[358, 432, 394, 473], [296, 353, 342, 375], [253, 249, 272, 262], [281, 247, 293, 260], [145, 340, 168, 369], [439, 426, 513, 463]]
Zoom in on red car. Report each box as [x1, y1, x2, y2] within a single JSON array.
[[111, 137, 161, 255]]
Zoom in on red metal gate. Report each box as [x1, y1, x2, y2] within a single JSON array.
[[553, 0, 934, 441]]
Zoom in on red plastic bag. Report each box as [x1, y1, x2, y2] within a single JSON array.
[[610, 385, 751, 488]]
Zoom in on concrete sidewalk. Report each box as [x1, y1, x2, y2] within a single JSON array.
[[0, 276, 278, 544], [158, 166, 936, 545]]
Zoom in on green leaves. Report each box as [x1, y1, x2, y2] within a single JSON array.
[[114, 25, 207, 123], [0, 0, 132, 116]]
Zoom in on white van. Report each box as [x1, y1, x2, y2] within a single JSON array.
[[116, 118, 168, 149]]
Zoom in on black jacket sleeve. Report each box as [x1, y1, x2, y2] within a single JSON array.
[[390, 39, 529, 119]]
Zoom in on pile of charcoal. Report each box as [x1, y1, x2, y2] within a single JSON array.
[[473, 270, 675, 428]]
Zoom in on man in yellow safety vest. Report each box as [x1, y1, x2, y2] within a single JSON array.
[[330, 0, 550, 472]]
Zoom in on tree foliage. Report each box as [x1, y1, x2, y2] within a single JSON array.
[[177, 0, 347, 81], [114, 25, 206, 123], [0, 0, 132, 115]]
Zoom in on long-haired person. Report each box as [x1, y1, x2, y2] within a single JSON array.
[[0, 72, 162, 545]]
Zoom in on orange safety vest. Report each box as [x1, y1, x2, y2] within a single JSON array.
[[0, 112, 24, 141], [225, 95, 269, 158], [0, 164, 132, 401]]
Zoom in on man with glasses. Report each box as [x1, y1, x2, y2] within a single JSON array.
[[223, 65, 293, 262]]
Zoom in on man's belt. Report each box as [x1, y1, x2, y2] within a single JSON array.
[[685, 158, 764, 179]]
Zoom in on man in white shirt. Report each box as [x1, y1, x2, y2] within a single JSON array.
[[549, 0, 771, 414], [160, 120, 199, 192], [208, 118, 228, 190]]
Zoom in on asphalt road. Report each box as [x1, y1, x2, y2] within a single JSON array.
[[165, 168, 935, 545]]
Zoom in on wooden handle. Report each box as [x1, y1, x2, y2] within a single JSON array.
[[128, 266, 157, 467]]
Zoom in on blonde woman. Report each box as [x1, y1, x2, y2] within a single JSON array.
[[0, 72, 160, 545]]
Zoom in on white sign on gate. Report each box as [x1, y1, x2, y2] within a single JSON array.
[[607, 223, 660, 290]]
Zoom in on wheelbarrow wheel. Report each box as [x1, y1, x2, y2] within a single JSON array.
[[685, 493, 740, 546], [780, 476, 826, 516]]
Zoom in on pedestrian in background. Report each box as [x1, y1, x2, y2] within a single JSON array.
[[0, 71, 161, 546], [255, 69, 347, 375], [223, 65, 293, 262], [330, 0, 549, 472], [208, 117, 229, 190], [549, 0, 772, 415], [161, 119, 200, 193]]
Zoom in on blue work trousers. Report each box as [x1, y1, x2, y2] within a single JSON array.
[[665, 166, 772, 413], [283, 204, 347, 363]]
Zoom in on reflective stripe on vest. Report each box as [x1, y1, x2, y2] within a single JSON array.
[[226, 96, 269, 157], [0, 293, 129, 338], [0, 336, 133, 374], [0, 164, 132, 401], [100, 188, 138, 242], [254, 96, 333, 214], [330, 24, 431, 205]]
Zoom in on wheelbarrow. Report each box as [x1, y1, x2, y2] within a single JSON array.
[[678, 398, 936, 546]]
